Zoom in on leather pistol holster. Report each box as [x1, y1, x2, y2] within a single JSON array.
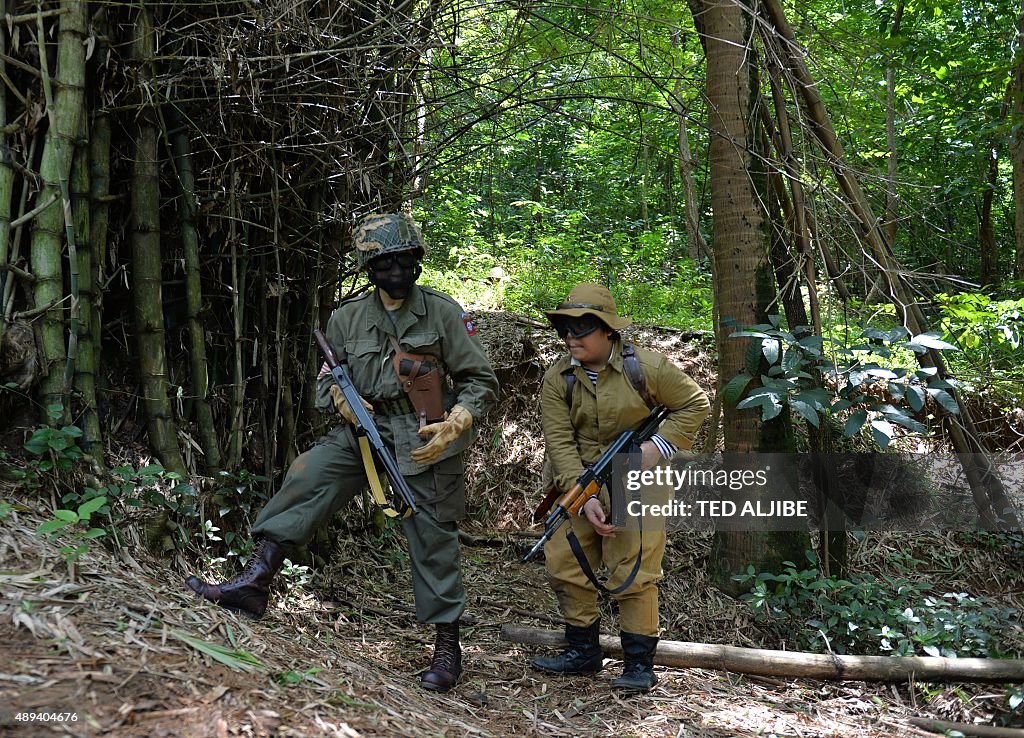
[[392, 350, 446, 429]]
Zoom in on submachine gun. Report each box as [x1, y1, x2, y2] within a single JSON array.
[[314, 329, 418, 515]]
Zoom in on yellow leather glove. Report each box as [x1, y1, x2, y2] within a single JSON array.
[[329, 384, 374, 425], [410, 404, 473, 465]]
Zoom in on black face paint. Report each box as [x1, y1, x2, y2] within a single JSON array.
[[367, 253, 421, 299]]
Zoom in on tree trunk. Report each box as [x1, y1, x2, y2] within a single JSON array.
[[673, 79, 708, 262], [1014, 0, 1024, 279], [29, 0, 87, 418], [979, 144, 999, 287], [884, 1, 904, 251], [130, 6, 184, 474], [693, 0, 806, 595], [760, 0, 1020, 531]]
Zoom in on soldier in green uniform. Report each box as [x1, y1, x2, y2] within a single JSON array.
[[185, 213, 499, 693], [531, 283, 709, 691]]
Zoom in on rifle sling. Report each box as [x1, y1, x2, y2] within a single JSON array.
[[565, 524, 643, 595], [357, 434, 410, 518]]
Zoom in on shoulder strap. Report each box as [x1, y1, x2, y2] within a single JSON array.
[[562, 343, 654, 409], [562, 367, 577, 408], [621, 343, 655, 409]]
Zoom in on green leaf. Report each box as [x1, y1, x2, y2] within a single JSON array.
[[761, 395, 784, 421], [170, 630, 266, 673], [722, 373, 753, 407], [36, 519, 71, 536], [746, 338, 764, 375], [54, 509, 79, 523], [883, 411, 927, 434], [77, 496, 107, 518], [762, 338, 781, 365], [910, 332, 959, 351], [791, 399, 820, 427], [927, 388, 960, 414], [737, 391, 784, 421], [870, 420, 894, 450], [907, 386, 926, 412], [844, 409, 868, 437]]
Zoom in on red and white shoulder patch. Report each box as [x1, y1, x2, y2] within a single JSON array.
[[461, 312, 477, 336]]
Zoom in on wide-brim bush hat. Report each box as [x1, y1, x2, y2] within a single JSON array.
[[544, 283, 632, 331]]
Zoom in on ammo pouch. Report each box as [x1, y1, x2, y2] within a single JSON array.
[[388, 335, 445, 429]]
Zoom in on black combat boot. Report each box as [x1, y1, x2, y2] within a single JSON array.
[[184, 538, 285, 619], [611, 631, 659, 691], [421, 622, 462, 692], [531, 620, 604, 674]]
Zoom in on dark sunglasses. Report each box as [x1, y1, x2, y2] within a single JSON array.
[[369, 252, 419, 271], [552, 314, 604, 339]]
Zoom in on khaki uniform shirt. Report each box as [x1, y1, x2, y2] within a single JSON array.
[[541, 340, 710, 493], [315, 285, 498, 476]]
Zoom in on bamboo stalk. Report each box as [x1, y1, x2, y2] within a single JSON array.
[[86, 45, 112, 456], [29, 0, 87, 418], [130, 4, 185, 474], [503, 625, 1024, 683], [70, 112, 101, 458], [0, 0, 12, 348], [226, 158, 245, 468], [167, 106, 222, 472], [2, 134, 35, 326], [36, 8, 81, 401]]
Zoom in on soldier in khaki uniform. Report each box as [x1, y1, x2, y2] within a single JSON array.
[[531, 283, 709, 691], [185, 214, 498, 693]]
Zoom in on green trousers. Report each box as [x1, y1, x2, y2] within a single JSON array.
[[252, 425, 466, 624]]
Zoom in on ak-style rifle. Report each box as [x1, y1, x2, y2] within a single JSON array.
[[522, 404, 670, 562]]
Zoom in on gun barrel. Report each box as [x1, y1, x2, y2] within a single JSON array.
[[522, 508, 567, 562]]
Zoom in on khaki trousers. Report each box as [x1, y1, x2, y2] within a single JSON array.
[[543, 512, 666, 637]]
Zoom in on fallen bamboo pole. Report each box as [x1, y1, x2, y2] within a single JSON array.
[[502, 625, 1024, 683], [909, 717, 1024, 738]]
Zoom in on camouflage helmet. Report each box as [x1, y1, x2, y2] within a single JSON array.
[[352, 213, 426, 268]]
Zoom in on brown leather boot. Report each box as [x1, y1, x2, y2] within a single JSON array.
[[184, 538, 285, 619], [420, 622, 461, 692]]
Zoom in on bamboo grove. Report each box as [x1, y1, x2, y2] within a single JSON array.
[[0, 0, 437, 478]]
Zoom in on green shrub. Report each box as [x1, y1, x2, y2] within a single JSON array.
[[735, 551, 1015, 657]]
